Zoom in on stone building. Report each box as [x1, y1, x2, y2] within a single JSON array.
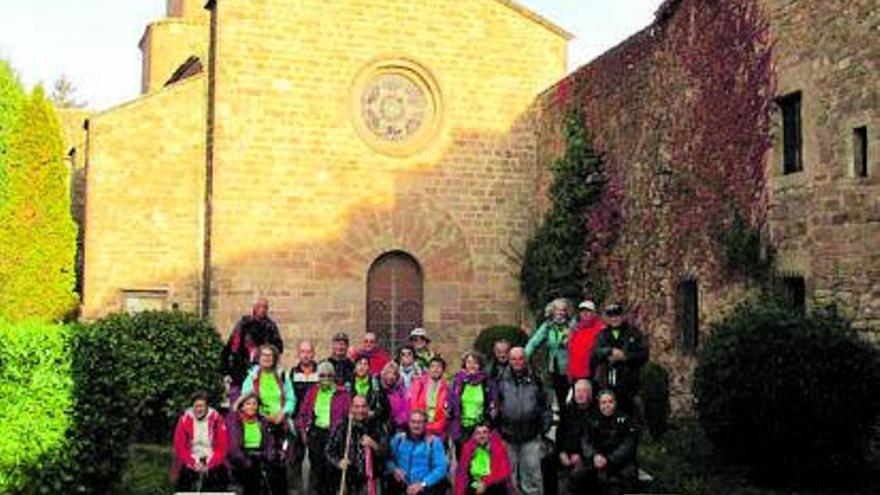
[[77, 0, 570, 358], [69, 0, 876, 402], [532, 0, 878, 410]]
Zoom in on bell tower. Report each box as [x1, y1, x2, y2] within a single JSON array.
[[139, 0, 210, 93], [166, 0, 209, 20]]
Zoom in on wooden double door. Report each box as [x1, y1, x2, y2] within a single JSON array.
[[366, 251, 424, 352]]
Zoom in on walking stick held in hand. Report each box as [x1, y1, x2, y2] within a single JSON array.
[[447, 437, 457, 483], [365, 439, 376, 495], [338, 406, 355, 495]]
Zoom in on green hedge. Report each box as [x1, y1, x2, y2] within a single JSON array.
[[695, 299, 880, 478], [641, 361, 670, 440], [473, 325, 529, 359], [0, 320, 73, 493], [86, 311, 224, 443], [0, 59, 77, 323], [0, 311, 224, 494]]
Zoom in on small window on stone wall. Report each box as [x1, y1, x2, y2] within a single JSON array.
[[854, 126, 868, 178], [780, 276, 806, 313], [122, 290, 168, 314], [778, 92, 803, 175], [676, 279, 699, 354]]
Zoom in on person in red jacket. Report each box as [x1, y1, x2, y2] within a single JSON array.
[[568, 300, 606, 385], [348, 331, 391, 376], [455, 424, 514, 495], [409, 356, 450, 440], [172, 391, 229, 492]]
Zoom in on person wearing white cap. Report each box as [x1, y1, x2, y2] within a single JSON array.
[[568, 300, 606, 386], [408, 327, 435, 369]]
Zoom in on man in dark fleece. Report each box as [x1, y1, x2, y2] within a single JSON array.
[[590, 303, 648, 416], [580, 389, 639, 495]]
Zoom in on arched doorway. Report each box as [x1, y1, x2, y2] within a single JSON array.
[[366, 251, 424, 352]]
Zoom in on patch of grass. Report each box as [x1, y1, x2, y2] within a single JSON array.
[[119, 444, 174, 495], [640, 420, 880, 495]]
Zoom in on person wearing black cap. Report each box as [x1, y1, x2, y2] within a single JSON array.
[[590, 304, 648, 416], [327, 332, 355, 390]]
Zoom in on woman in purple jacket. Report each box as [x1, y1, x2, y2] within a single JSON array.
[[295, 361, 351, 495], [448, 351, 498, 454], [378, 361, 411, 434], [227, 393, 277, 495]]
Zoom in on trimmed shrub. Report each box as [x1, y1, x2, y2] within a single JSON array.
[[473, 325, 529, 359], [694, 299, 880, 477], [0, 76, 77, 323], [0, 321, 73, 493], [641, 361, 670, 440], [88, 311, 224, 443], [3, 311, 223, 494]]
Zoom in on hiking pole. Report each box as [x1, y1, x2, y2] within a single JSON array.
[[338, 406, 355, 495], [195, 458, 207, 493], [365, 440, 376, 495], [447, 437, 458, 483], [195, 470, 205, 493]]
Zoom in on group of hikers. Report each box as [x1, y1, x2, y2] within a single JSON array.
[[173, 297, 649, 495]]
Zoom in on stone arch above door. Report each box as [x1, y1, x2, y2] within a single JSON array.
[[313, 193, 476, 284]]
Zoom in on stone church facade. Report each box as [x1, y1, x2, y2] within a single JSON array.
[[71, 0, 877, 389], [79, 0, 570, 358]]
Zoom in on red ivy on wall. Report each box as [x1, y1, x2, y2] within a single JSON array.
[[550, 0, 776, 333]]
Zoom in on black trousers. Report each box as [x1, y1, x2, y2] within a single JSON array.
[[288, 434, 307, 492], [266, 424, 289, 495], [308, 428, 338, 495], [233, 453, 288, 495], [386, 478, 449, 495], [176, 465, 229, 492], [466, 481, 509, 495], [234, 455, 270, 495], [580, 464, 639, 495], [551, 373, 570, 411]]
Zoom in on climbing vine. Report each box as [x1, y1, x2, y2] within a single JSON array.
[[541, 0, 776, 338], [521, 111, 611, 316]]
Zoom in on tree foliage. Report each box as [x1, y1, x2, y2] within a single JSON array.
[[49, 74, 86, 109], [2, 311, 224, 494], [520, 112, 610, 316], [0, 59, 77, 322], [695, 299, 880, 478], [0, 321, 73, 493], [0, 60, 25, 216], [473, 324, 529, 359]]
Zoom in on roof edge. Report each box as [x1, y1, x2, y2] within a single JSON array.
[[492, 0, 575, 40], [90, 73, 206, 120]]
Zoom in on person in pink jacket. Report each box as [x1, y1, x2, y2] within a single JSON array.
[[410, 356, 450, 440], [171, 391, 229, 492]]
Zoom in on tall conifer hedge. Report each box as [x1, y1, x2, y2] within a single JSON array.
[[0, 60, 77, 322]]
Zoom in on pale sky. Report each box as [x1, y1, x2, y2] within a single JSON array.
[[0, 0, 663, 110]]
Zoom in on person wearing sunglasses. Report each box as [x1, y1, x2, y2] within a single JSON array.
[[296, 361, 351, 495]]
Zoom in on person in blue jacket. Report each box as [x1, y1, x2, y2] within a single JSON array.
[[386, 409, 448, 495]]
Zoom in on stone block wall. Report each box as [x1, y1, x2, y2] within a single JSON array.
[[56, 108, 91, 297], [765, 0, 880, 341], [82, 75, 208, 317], [140, 18, 208, 94], [533, 0, 878, 412], [207, 0, 568, 362]]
